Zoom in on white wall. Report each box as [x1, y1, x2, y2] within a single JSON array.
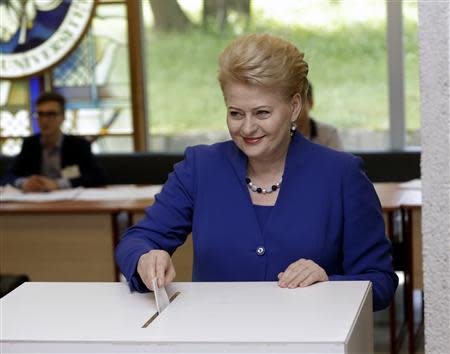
[[418, 1, 450, 353]]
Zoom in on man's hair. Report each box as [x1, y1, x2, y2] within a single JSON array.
[[36, 91, 66, 112]]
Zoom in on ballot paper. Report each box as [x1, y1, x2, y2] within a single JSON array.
[[152, 278, 170, 314]]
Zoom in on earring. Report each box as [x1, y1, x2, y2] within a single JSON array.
[[290, 122, 297, 137]]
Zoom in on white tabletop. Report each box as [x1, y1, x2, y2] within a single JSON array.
[[1, 281, 372, 353]]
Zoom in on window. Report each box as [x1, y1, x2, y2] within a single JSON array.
[[0, 0, 420, 154], [52, 2, 133, 153], [0, 0, 134, 155], [403, 2, 420, 147], [144, 0, 396, 152], [0, 80, 31, 155]]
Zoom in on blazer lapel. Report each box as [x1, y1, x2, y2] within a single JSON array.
[[225, 141, 247, 191], [261, 132, 311, 238], [223, 135, 315, 243], [224, 141, 263, 239]]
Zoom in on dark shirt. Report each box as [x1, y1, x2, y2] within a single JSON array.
[[253, 204, 274, 234], [14, 135, 72, 189]]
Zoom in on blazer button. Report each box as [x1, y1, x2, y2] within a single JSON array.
[[256, 247, 265, 256]]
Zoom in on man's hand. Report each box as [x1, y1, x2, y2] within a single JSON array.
[[35, 176, 59, 191], [22, 175, 59, 193]]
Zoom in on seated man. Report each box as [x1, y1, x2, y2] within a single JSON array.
[[2, 92, 107, 192], [297, 83, 343, 150]]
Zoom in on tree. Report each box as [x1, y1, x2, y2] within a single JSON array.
[[149, 0, 193, 32], [203, 0, 251, 32]]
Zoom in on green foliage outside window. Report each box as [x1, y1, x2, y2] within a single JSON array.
[[145, 0, 419, 147]]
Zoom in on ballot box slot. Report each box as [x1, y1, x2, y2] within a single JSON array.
[[141, 312, 158, 328], [142, 291, 181, 328]]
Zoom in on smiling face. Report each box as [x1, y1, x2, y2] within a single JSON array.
[[224, 81, 301, 163]]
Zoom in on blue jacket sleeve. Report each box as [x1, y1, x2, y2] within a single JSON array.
[[115, 147, 196, 292], [328, 156, 398, 311]]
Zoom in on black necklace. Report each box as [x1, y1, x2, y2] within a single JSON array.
[[245, 176, 282, 194]]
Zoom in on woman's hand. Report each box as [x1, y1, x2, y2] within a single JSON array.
[[137, 250, 176, 290], [278, 258, 328, 288]]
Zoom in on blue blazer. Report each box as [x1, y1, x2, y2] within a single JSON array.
[[116, 133, 398, 311], [1, 134, 107, 187]]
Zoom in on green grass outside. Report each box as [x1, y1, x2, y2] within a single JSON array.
[[146, 17, 420, 136]]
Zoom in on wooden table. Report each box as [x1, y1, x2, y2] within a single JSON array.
[[0, 281, 373, 353], [374, 182, 423, 354], [374, 184, 423, 288], [0, 200, 123, 282], [0, 186, 164, 283], [399, 188, 423, 354]]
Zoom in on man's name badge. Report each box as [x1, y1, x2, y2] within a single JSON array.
[[61, 165, 81, 179]]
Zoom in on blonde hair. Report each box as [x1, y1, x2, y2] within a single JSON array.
[[218, 33, 309, 102]]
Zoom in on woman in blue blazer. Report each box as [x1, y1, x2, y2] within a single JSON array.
[[116, 34, 398, 311]]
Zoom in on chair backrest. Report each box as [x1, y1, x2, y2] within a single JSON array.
[[96, 153, 183, 185], [354, 151, 421, 182], [0, 150, 420, 185]]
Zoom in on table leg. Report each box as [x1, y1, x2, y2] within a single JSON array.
[[402, 208, 415, 354], [387, 211, 399, 354], [111, 212, 120, 282]]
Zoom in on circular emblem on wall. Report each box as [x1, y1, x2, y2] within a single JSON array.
[[0, 0, 96, 79]]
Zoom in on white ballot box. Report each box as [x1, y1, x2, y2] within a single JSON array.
[[0, 281, 373, 353]]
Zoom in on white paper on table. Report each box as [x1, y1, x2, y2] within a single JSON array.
[[152, 278, 170, 314], [75, 188, 126, 201], [398, 179, 421, 189], [75, 185, 162, 201], [132, 185, 163, 198], [0, 185, 81, 202]]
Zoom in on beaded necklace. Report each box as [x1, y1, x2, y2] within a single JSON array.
[[245, 176, 282, 194]]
